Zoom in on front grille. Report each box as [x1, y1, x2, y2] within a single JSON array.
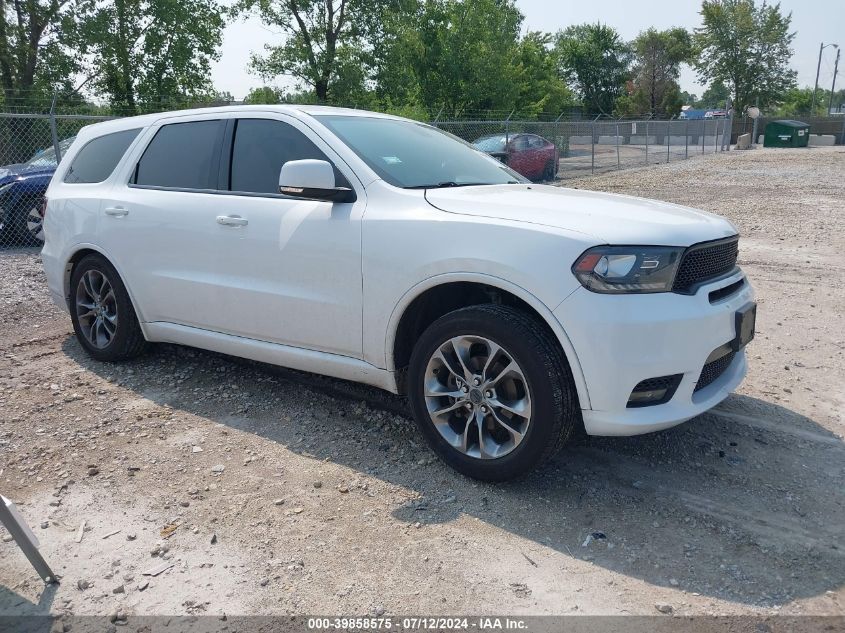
[[694, 351, 736, 393], [673, 237, 739, 293], [709, 278, 745, 303]]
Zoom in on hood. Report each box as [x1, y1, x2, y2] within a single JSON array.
[[0, 163, 56, 185], [424, 184, 737, 246]]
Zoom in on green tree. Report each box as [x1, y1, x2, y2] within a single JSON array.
[[80, 0, 225, 115], [0, 0, 85, 107], [772, 86, 839, 117], [617, 81, 685, 118], [380, 0, 525, 116], [554, 23, 632, 116], [234, 0, 386, 103], [243, 86, 285, 104], [698, 79, 730, 108], [680, 90, 698, 105], [212, 90, 236, 104], [695, 0, 796, 112], [513, 31, 577, 117], [831, 88, 845, 113], [0, 1, 91, 164], [369, 0, 423, 110], [660, 83, 684, 117], [628, 27, 693, 116]]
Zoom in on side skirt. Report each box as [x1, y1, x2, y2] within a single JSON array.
[[144, 322, 399, 393]]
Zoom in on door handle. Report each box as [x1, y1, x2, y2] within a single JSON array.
[[104, 206, 128, 217], [216, 215, 248, 227]]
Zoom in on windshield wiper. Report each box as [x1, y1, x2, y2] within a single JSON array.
[[406, 181, 508, 190]]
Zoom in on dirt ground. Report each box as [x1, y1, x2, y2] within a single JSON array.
[[1, 147, 843, 620]]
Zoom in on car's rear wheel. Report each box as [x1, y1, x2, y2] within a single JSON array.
[[70, 254, 148, 362], [407, 304, 579, 480], [542, 160, 556, 182]]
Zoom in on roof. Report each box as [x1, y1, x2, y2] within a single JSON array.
[[76, 104, 408, 140]]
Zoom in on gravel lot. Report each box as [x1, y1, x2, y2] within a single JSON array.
[[1, 147, 843, 620]]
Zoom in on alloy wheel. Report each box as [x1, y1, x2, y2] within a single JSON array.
[[26, 204, 44, 243], [423, 335, 532, 459], [75, 270, 118, 349]]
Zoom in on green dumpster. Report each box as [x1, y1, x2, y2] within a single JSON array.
[[763, 120, 810, 148]]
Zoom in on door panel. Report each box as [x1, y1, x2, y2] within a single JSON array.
[[99, 187, 234, 330], [507, 136, 531, 177], [207, 193, 363, 357], [99, 113, 365, 359], [97, 118, 228, 331], [205, 116, 365, 358]]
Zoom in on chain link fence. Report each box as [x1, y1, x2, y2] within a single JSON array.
[[432, 116, 734, 180], [1, 102, 842, 251], [0, 112, 113, 249]]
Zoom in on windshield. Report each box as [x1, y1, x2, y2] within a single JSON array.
[[473, 136, 507, 152], [314, 115, 525, 188], [26, 137, 75, 168]]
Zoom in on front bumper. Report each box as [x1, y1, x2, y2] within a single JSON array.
[[555, 268, 754, 436]]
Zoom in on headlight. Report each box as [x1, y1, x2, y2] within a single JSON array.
[[572, 245, 684, 294]]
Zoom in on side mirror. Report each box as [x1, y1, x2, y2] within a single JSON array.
[[278, 159, 356, 203]]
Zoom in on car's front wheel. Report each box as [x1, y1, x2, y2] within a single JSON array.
[[407, 305, 579, 481], [0, 195, 44, 246], [69, 254, 148, 362], [23, 197, 45, 244]]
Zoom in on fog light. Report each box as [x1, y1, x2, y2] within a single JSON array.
[[628, 387, 668, 405], [627, 375, 683, 408]]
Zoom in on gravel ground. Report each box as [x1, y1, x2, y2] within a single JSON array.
[[1, 147, 843, 620]]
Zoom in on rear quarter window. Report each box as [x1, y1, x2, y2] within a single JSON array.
[[63, 129, 141, 184]]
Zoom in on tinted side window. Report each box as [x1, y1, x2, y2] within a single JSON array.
[[64, 129, 140, 184], [135, 120, 223, 189], [230, 119, 332, 194], [512, 136, 529, 150]]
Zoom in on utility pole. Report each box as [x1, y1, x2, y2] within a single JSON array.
[[751, 97, 761, 145], [829, 48, 841, 115], [813, 43, 839, 113], [813, 42, 824, 112]]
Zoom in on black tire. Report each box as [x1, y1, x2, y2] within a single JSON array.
[[69, 254, 148, 362], [542, 160, 556, 182], [407, 304, 580, 481]]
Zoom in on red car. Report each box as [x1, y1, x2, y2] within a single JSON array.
[[473, 133, 559, 182]]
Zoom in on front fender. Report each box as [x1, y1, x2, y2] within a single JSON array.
[[382, 272, 591, 409], [3, 176, 51, 215]]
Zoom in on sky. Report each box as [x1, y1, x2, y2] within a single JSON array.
[[211, 0, 844, 100]]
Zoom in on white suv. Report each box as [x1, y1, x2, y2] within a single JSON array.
[[42, 106, 755, 480]]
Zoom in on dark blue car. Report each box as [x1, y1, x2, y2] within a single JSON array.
[[0, 137, 74, 245]]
